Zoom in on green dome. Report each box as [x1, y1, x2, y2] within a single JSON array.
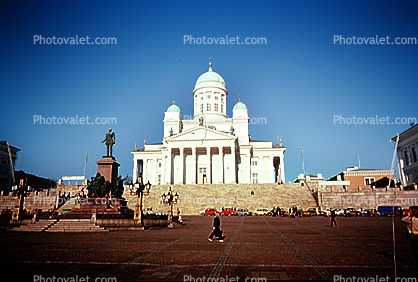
[[167, 101, 180, 112], [233, 99, 247, 110], [196, 67, 225, 86]]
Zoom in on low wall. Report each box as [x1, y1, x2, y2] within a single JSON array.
[[320, 188, 418, 209], [0, 191, 58, 212]]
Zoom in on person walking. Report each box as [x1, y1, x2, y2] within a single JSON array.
[[329, 208, 337, 227], [402, 211, 418, 267], [208, 212, 225, 242]]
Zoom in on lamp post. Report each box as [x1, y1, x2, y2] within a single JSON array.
[[161, 187, 179, 226], [11, 178, 30, 223], [130, 179, 151, 227]]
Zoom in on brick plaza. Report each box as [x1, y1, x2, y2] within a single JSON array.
[[0, 216, 417, 281]]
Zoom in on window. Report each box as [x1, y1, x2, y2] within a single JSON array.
[[411, 146, 417, 163], [214, 103, 218, 111], [215, 96, 219, 100], [252, 173, 258, 184], [199, 168, 207, 174], [158, 162, 162, 168], [158, 175, 161, 185], [207, 103, 211, 111], [221, 104, 224, 113], [251, 160, 258, 166], [404, 149, 410, 166], [207, 95, 211, 100], [200, 104, 204, 112], [364, 177, 375, 186], [200, 96, 203, 100]]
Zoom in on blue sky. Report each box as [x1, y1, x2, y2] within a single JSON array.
[[1, 0, 417, 182]]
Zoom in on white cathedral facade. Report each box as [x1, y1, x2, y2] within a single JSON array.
[[132, 60, 286, 185]]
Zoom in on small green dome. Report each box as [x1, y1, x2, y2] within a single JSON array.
[[233, 98, 247, 110], [167, 100, 180, 112]]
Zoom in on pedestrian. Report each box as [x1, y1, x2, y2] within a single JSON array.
[[329, 208, 337, 227], [402, 211, 418, 267], [208, 212, 225, 242]]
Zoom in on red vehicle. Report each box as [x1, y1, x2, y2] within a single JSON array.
[[200, 208, 218, 216], [403, 209, 412, 216], [221, 208, 237, 216]]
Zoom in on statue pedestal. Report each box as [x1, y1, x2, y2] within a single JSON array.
[[96, 156, 120, 183]]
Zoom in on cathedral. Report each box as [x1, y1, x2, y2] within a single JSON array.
[[132, 59, 286, 185]]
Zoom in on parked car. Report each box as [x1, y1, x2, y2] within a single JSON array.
[[303, 208, 318, 216], [377, 206, 402, 216], [200, 208, 218, 216], [335, 209, 345, 216], [410, 206, 418, 215], [403, 208, 412, 216], [344, 208, 361, 217], [361, 209, 379, 217], [221, 208, 237, 216], [236, 208, 251, 216], [321, 209, 331, 217], [253, 208, 270, 216]]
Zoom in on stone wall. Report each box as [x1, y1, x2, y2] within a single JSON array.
[[123, 183, 317, 215], [0, 190, 58, 212], [319, 188, 418, 210]]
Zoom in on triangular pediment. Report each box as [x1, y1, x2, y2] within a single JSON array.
[[165, 126, 237, 142]]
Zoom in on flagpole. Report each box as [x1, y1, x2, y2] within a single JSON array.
[[301, 147, 305, 177], [83, 152, 88, 180]]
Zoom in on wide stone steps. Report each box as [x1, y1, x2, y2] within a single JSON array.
[[12, 219, 57, 232], [45, 219, 108, 232], [124, 183, 318, 215]]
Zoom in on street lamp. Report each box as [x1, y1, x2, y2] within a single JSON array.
[[161, 187, 179, 225], [11, 179, 30, 223], [130, 178, 151, 227]]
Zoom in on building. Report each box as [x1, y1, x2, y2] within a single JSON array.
[[0, 141, 20, 192], [392, 124, 418, 187], [328, 166, 394, 189], [132, 60, 286, 185], [295, 173, 324, 183]]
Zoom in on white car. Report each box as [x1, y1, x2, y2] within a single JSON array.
[[253, 208, 270, 216], [236, 208, 251, 216]]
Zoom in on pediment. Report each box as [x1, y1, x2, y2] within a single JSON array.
[[165, 126, 236, 143]]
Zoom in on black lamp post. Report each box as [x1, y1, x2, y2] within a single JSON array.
[[11, 178, 30, 223], [161, 187, 179, 225], [130, 179, 151, 227]]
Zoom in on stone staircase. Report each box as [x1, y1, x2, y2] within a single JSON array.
[[124, 183, 318, 215], [12, 219, 57, 232], [45, 219, 108, 232]]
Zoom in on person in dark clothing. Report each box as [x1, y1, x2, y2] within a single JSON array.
[[208, 212, 224, 242], [329, 208, 337, 227]]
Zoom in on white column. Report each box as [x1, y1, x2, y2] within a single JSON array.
[[133, 159, 138, 184], [207, 146, 211, 183], [280, 155, 285, 183], [218, 146, 224, 183], [192, 147, 196, 184], [161, 153, 166, 185], [231, 145, 236, 183], [179, 147, 184, 184], [167, 148, 172, 184], [154, 158, 158, 185], [143, 159, 148, 182]]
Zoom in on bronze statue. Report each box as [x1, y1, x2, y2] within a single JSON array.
[[102, 128, 115, 157]]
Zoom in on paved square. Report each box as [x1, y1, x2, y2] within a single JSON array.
[[0, 216, 417, 281]]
